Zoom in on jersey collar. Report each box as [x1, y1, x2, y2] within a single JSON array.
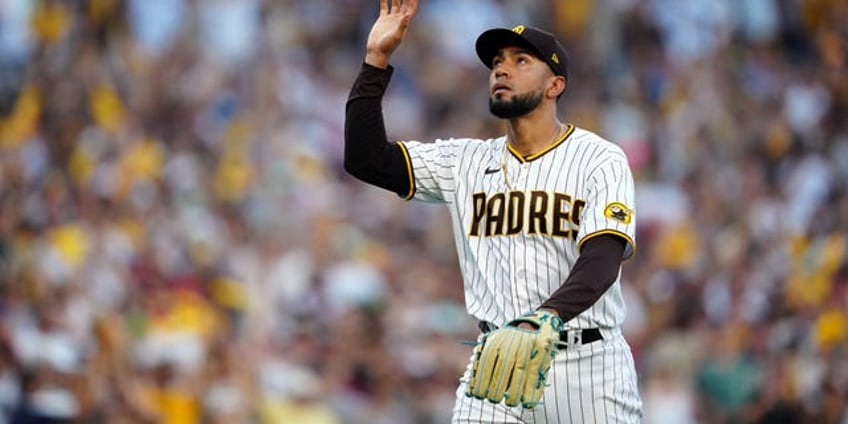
[[506, 124, 575, 163]]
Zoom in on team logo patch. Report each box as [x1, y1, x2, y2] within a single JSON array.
[[512, 25, 526, 34], [551, 53, 560, 64], [604, 202, 633, 224]]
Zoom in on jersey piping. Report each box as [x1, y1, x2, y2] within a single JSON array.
[[396, 141, 416, 200], [578, 229, 636, 260], [506, 124, 575, 163]]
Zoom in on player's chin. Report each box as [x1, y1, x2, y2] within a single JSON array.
[[490, 91, 510, 101], [489, 94, 510, 109], [489, 93, 509, 109]]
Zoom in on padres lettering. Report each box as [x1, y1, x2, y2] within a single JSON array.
[[469, 190, 585, 238]]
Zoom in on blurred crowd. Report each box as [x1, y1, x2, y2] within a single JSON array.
[[0, 0, 845, 423]]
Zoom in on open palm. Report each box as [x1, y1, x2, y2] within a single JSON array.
[[366, 0, 419, 66]]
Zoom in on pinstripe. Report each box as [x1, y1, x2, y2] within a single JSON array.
[[601, 338, 609, 422], [462, 390, 470, 422], [579, 344, 587, 423], [589, 343, 597, 423], [587, 152, 611, 186], [564, 352, 574, 423], [518, 159, 533, 313], [578, 144, 602, 184], [552, 355, 559, 423], [614, 346, 626, 421], [602, 287, 611, 353], [512, 222, 526, 314], [543, 155, 563, 300]]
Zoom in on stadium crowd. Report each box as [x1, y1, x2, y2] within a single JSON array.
[[0, 0, 845, 423]]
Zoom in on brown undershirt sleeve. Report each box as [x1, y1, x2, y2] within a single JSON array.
[[539, 234, 626, 323], [344, 63, 411, 197]]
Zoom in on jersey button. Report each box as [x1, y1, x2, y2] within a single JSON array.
[[517, 269, 527, 280]]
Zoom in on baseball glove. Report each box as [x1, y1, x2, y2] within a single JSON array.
[[466, 311, 562, 408]]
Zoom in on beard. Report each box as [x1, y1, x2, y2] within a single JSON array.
[[489, 89, 544, 119]]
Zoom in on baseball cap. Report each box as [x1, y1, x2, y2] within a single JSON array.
[[475, 25, 568, 79]]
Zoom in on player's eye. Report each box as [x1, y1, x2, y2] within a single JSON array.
[[492, 57, 504, 67]]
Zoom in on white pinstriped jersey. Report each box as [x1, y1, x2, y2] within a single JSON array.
[[397, 125, 636, 329]]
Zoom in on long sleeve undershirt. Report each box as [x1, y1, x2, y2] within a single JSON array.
[[539, 234, 625, 322], [344, 63, 410, 196]]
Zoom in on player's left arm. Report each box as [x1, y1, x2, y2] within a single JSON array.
[[538, 234, 626, 321], [539, 145, 636, 322]]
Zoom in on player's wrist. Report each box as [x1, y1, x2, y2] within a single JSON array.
[[538, 307, 559, 318], [365, 51, 390, 69]]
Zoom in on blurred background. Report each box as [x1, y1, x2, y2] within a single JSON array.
[[0, 0, 845, 423]]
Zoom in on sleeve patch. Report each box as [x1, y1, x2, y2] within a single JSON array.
[[604, 202, 633, 224]]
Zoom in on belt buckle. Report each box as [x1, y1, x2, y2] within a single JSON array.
[[566, 329, 582, 349]]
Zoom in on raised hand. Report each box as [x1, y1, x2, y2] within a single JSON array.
[[365, 0, 419, 69]]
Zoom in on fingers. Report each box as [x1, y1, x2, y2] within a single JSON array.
[[401, 0, 418, 16], [399, 0, 418, 31], [399, 14, 411, 32], [385, 0, 416, 16]]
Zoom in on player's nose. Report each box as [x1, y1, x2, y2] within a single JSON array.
[[493, 65, 509, 80]]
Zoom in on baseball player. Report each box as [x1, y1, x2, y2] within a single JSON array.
[[345, 1, 643, 422]]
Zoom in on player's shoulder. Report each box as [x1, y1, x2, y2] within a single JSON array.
[[569, 125, 628, 159], [426, 135, 507, 155], [438, 135, 505, 146], [400, 136, 505, 164], [405, 135, 503, 147]]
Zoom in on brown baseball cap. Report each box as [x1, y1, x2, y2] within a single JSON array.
[[476, 25, 569, 79]]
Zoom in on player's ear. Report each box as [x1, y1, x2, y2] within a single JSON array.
[[547, 76, 566, 99]]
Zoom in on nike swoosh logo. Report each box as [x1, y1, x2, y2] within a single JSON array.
[[484, 167, 500, 175]]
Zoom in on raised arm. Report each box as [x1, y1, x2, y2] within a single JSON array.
[[344, 0, 419, 198]]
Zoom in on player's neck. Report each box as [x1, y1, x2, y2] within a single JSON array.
[[505, 114, 564, 158]]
